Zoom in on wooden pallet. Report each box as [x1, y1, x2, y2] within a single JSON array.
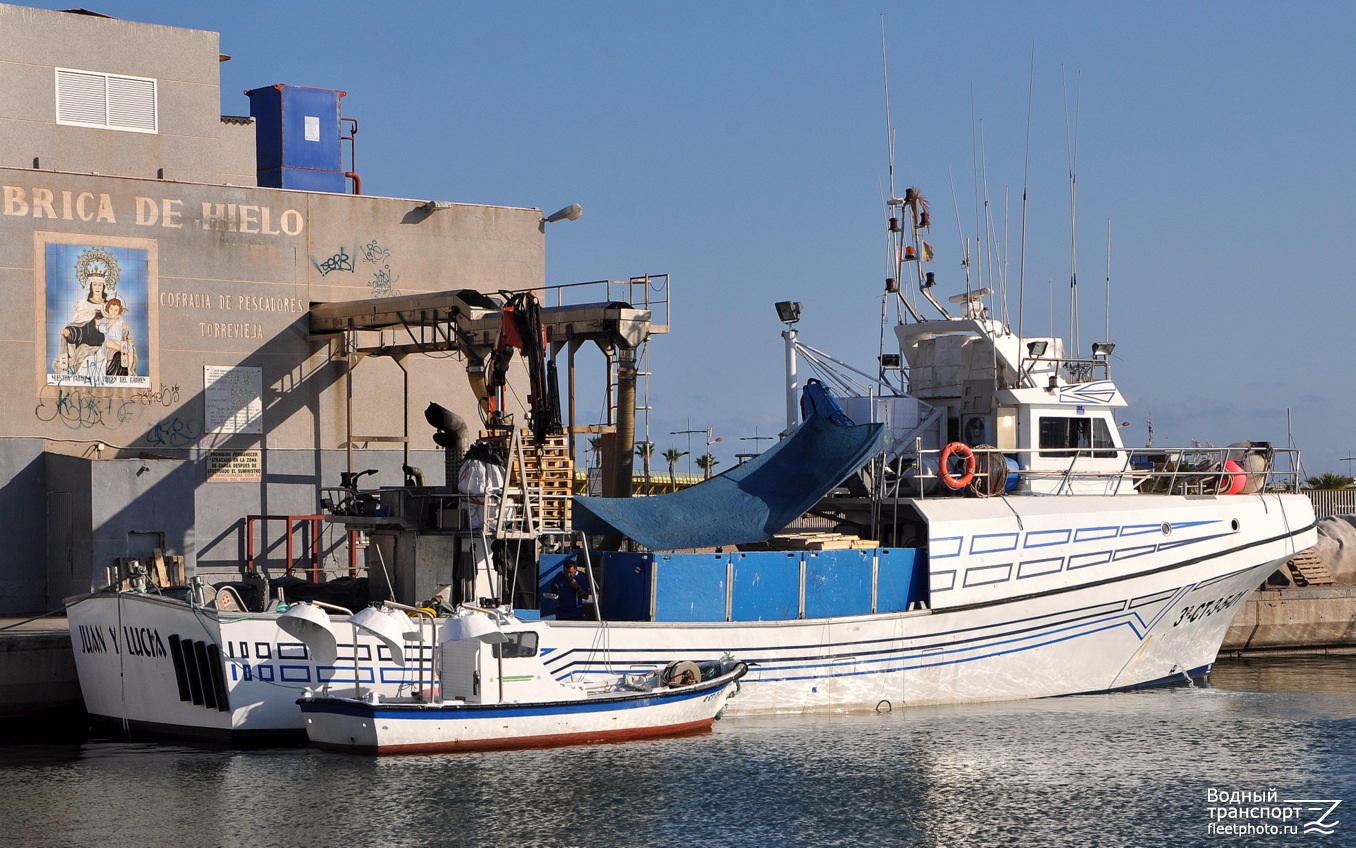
[[1286, 548, 1335, 586], [480, 429, 574, 532], [764, 531, 879, 551]]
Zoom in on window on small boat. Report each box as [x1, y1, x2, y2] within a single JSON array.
[[1038, 416, 1118, 459], [493, 631, 539, 659]]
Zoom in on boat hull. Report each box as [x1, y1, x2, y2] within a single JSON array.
[[298, 667, 745, 754], [539, 493, 1317, 713], [65, 493, 1315, 737], [66, 592, 431, 742]]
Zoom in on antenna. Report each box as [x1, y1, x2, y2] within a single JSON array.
[[1063, 66, 1082, 356], [1105, 218, 1112, 345], [971, 86, 981, 292], [978, 121, 990, 303], [948, 168, 972, 291], [1001, 185, 1010, 327], [1048, 278, 1053, 339], [879, 18, 921, 345], [881, 18, 896, 203], [878, 16, 895, 382], [1018, 42, 1034, 338]]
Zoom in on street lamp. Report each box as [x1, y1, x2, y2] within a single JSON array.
[[544, 203, 583, 224], [670, 426, 721, 478], [774, 301, 802, 436]]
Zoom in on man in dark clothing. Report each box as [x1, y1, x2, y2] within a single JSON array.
[[550, 561, 592, 620]]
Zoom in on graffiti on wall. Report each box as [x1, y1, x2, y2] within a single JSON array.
[[34, 386, 136, 431], [41, 234, 156, 389], [312, 238, 400, 298], [362, 239, 400, 298], [315, 247, 353, 276]]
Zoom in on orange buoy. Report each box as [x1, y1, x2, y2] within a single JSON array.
[[940, 442, 977, 490]]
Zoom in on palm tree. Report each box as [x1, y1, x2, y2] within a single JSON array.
[[695, 452, 719, 480], [634, 441, 655, 491], [587, 435, 603, 469], [662, 447, 687, 492], [1304, 472, 1354, 490]]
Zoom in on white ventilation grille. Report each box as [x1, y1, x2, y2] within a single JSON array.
[[56, 68, 158, 133]]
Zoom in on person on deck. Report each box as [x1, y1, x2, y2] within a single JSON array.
[[549, 561, 592, 621]]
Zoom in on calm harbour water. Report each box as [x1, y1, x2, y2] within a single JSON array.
[[3, 656, 1353, 848]]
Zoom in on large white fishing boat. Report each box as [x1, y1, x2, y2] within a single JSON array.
[[66, 188, 1316, 742]]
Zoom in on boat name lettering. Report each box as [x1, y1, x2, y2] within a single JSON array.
[[1172, 591, 1248, 627], [121, 625, 168, 658], [76, 624, 112, 654]]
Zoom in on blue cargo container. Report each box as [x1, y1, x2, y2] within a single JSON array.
[[732, 551, 800, 621], [599, 551, 652, 621], [597, 548, 927, 623], [653, 554, 728, 622], [246, 84, 346, 193], [803, 549, 874, 618], [876, 547, 927, 612]]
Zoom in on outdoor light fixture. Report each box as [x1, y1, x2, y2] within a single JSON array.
[[350, 606, 419, 666], [880, 353, 901, 368], [544, 203, 583, 224], [1027, 341, 1048, 357], [277, 602, 339, 666], [774, 301, 802, 326], [420, 200, 454, 212], [1092, 342, 1115, 357]]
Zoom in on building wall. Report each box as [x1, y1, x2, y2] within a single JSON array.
[[0, 5, 228, 183], [217, 117, 259, 187], [0, 5, 547, 612]]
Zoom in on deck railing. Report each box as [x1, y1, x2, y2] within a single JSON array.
[[907, 444, 1304, 498]]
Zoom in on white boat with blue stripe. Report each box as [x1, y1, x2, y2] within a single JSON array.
[[289, 605, 746, 755]]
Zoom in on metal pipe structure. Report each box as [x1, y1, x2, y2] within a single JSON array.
[[610, 349, 638, 499], [783, 325, 799, 435]]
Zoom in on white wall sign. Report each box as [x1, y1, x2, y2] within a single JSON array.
[[204, 365, 262, 434]]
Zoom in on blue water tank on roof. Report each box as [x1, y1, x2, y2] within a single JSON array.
[[246, 84, 346, 193]]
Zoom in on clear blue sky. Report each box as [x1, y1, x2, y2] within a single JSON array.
[[31, 1, 1356, 476]]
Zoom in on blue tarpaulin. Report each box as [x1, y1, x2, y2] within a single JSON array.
[[572, 411, 886, 551]]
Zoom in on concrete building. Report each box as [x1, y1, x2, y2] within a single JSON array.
[[0, 4, 550, 613]]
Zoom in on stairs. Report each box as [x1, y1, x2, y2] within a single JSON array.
[[1286, 548, 1336, 587]]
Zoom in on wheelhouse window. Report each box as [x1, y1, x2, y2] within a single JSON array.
[[56, 68, 158, 133], [492, 631, 538, 659], [1038, 416, 1118, 458]]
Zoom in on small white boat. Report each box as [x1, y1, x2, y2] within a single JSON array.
[[288, 604, 746, 754]]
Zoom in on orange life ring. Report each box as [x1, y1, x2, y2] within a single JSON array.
[[1221, 459, 1246, 495], [940, 442, 977, 490]]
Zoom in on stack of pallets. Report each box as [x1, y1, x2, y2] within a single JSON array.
[[518, 433, 573, 531], [481, 429, 574, 534], [763, 531, 880, 551]]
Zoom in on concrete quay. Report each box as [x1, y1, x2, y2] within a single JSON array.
[[0, 615, 83, 721], [1220, 586, 1356, 657]]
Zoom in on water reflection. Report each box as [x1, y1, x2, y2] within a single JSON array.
[[1, 656, 1352, 848]]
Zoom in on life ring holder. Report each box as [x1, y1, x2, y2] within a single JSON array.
[[940, 442, 977, 490]]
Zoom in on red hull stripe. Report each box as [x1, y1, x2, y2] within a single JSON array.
[[314, 718, 717, 755]]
